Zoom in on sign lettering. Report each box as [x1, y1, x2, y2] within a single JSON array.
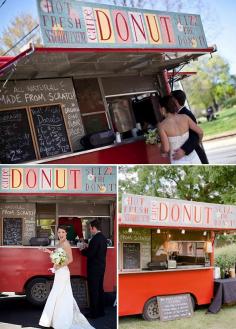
[[37, 1, 208, 49], [121, 194, 236, 229]]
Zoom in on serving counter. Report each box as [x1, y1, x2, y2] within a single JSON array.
[[37, 138, 170, 164]]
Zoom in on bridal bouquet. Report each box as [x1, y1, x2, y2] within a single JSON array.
[[50, 248, 67, 266], [144, 128, 161, 145]]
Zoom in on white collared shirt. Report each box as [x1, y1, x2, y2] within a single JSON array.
[[177, 106, 185, 113]]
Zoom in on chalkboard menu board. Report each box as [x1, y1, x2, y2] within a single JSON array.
[[30, 105, 71, 158], [0, 109, 36, 163], [3, 218, 22, 245], [71, 277, 89, 308], [157, 294, 193, 321], [123, 243, 141, 270]]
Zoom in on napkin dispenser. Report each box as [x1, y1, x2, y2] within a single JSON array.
[[168, 260, 177, 269]]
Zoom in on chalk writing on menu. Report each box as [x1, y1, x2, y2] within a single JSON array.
[[31, 105, 71, 158], [0, 109, 36, 163], [0, 78, 85, 152], [157, 294, 193, 321], [123, 243, 140, 270], [3, 218, 22, 245]]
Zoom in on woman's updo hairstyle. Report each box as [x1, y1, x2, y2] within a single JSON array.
[[57, 225, 69, 233], [159, 95, 177, 114]]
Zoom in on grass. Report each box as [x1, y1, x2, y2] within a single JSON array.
[[119, 305, 236, 329], [199, 106, 236, 137]]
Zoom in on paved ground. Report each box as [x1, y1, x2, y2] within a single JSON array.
[[0, 294, 117, 329], [203, 135, 236, 164]]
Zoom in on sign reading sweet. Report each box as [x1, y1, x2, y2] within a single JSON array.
[[0, 166, 116, 194], [121, 194, 236, 229], [37, 0, 208, 49]]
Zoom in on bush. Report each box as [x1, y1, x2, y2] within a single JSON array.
[[215, 244, 236, 271], [222, 96, 236, 109]]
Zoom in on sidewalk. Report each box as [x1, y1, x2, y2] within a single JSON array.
[[203, 129, 236, 142], [0, 324, 37, 329]]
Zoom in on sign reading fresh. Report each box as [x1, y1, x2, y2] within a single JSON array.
[[0, 166, 116, 194], [37, 0, 208, 49], [122, 194, 236, 229]]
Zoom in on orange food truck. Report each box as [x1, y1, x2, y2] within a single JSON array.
[[119, 193, 236, 320], [0, 1, 215, 165], [0, 165, 117, 307]]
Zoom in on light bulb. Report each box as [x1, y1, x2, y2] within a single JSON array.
[[181, 229, 185, 234], [128, 228, 132, 233], [203, 231, 207, 236], [157, 229, 161, 234]]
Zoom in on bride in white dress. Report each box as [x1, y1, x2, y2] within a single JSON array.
[[158, 95, 203, 164], [39, 225, 95, 329]]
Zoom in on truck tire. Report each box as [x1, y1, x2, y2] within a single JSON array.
[[142, 297, 160, 321], [26, 278, 51, 306], [191, 295, 196, 311]]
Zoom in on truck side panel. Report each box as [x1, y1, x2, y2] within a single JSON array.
[[119, 268, 214, 316]]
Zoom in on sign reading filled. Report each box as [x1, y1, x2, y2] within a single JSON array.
[[121, 193, 236, 229], [37, 0, 208, 49], [0, 166, 116, 194]]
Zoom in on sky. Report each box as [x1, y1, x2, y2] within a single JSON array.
[[0, 0, 236, 75]]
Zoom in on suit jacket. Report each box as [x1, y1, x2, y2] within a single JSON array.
[[82, 232, 107, 276], [178, 106, 209, 164]]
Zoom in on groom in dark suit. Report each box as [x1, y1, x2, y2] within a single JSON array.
[[81, 219, 107, 318], [172, 90, 209, 164]]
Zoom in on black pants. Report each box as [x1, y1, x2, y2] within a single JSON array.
[[195, 144, 209, 164], [87, 272, 105, 316]]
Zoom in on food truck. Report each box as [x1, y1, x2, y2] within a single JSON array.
[[0, 1, 215, 164], [0, 165, 117, 306], [119, 193, 236, 320]]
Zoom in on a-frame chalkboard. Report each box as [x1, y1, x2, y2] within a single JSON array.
[[0, 108, 36, 163], [30, 104, 72, 159]]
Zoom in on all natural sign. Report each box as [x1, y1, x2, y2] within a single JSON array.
[[37, 0, 208, 49], [121, 194, 236, 230]]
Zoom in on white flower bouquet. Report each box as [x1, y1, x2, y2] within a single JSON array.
[[144, 128, 160, 145], [50, 248, 67, 266]]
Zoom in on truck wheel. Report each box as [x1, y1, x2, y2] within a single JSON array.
[[26, 278, 51, 306], [142, 297, 160, 321], [191, 295, 196, 311]]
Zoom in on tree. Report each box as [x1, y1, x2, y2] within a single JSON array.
[[119, 166, 236, 204], [182, 54, 235, 111], [0, 14, 41, 56]]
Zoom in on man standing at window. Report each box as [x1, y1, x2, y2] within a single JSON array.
[[81, 219, 107, 318]]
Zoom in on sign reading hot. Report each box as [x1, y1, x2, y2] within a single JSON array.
[[37, 0, 208, 49], [121, 194, 236, 230]]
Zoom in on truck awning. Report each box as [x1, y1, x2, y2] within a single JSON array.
[[0, 45, 215, 81]]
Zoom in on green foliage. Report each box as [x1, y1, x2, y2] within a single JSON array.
[[215, 244, 236, 270], [199, 106, 236, 137], [119, 166, 236, 204], [222, 96, 236, 109], [183, 54, 236, 109]]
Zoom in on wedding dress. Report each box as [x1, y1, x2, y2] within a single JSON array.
[[39, 265, 94, 329], [168, 131, 201, 164]]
